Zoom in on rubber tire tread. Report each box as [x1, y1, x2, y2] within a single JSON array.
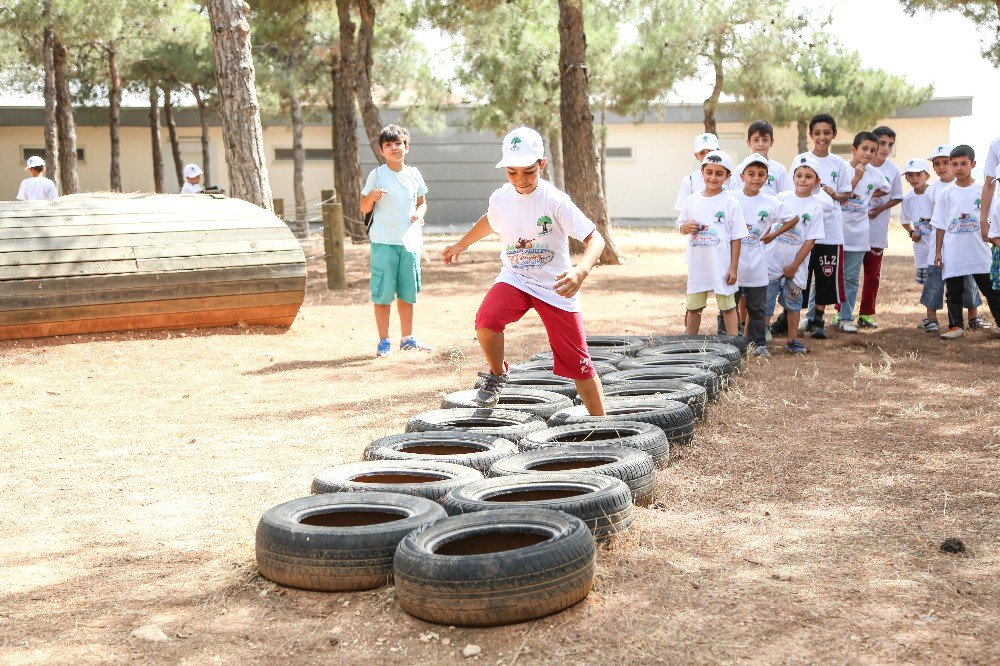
[[585, 335, 650, 357], [601, 380, 709, 420], [406, 408, 547, 442], [311, 460, 484, 503], [441, 388, 572, 421], [619, 353, 734, 377], [603, 367, 721, 402], [519, 421, 670, 467], [393, 508, 595, 626], [643, 339, 743, 366], [256, 492, 447, 592], [509, 360, 618, 377], [529, 350, 627, 367], [547, 397, 694, 448], [498, 372, 580, 398], [363, 432, 519, 474]]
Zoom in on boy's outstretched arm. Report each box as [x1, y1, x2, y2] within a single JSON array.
[[554, 230, 605, 297], [784, 240, 816, 278], [442, 213, 493, 264]]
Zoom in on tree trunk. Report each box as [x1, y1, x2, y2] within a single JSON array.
[[598, 105, 608, 199], [163, 87, 184, 190], [702, 38, 724, 135], [191, 83, 212, 186], [332, 0, 366, 242], [289, 92, 308, 237], [355, 0, 384, 162], [548, 126, 564, 190], [797, 118, 808, 154], [42, 9, 59, 188], [107, 46, 122, 191], [149, 85, 164, 193], [53, 37, 79, 195], [205, 0, 273, 210], [557, 0, 623, 265]]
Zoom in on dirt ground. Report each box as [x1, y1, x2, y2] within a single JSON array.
[[2, 227, 998, 665]]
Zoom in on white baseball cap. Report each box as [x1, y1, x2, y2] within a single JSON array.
[[928, 144, 952, 160], [25, 155, 45, 170], [183, 163, 204, 179], [902, 157, 930, 174], [700, 150, 734, 173], [693, 133, 721, 152], [791, 153, 823, 192], [495, 127, 545, 168], [736, 152, 770, 178]]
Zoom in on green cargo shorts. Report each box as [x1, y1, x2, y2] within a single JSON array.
[[370, 243, 421, 305]]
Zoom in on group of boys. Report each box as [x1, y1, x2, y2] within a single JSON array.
[[674, 116, 1000, 356], [14, 156, 207, 200]]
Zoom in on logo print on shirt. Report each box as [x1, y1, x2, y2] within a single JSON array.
[[506, 240, 555, 269], [536, 215, 553, 236]]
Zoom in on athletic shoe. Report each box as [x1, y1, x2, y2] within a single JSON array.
[[809, 319, 828, 340], [858, 315, 879, 329], [400, 336, 433, 351], [376, 338, 392, 357], [916, 318, 931, 330], [923, 320, 940, 333], [786, 339, 808, 355], [475, 362, 509, 407], [969, 316, 991, 330], [940, 327, 965, 340], [752, 346, 771, 358], [770, 311, 788, 335], [839, 320, 859, 333]]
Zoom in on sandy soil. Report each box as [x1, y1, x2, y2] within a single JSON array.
[[1, 228, 998, 665]]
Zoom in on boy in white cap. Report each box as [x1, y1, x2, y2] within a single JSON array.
[[16, 156, 58, 201], [181, 164, 205, 194], [899, 157, 934, 288], [676, 150, 748, 336], [442, 127, 607, 414], [674, 132, 728, 213], [733, 152, 799, 355], [764, 154, 827, 355]]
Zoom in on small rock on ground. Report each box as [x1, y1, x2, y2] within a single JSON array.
[[131, 625, 169, 642], [463, 644, 482, 658]]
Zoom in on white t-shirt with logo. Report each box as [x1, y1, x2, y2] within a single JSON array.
[[900, 190, 935, 269], [768, 192, 826, 289], [181, 182, 204, 194], [676, 192, 749, 296], [362, 164, 429, 246], [985, 137, 1000, 182], [16, 176, 58, 201], [674, 168, 732, 212], [867, 160, 902, 249], [805, 151, 852, 245], [487, 179, 596, 313], [842, 164, 890, 252], [735, 191, 796, 288], [931, 182, 990, 279]]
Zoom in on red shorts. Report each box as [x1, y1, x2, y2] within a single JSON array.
[[475, 282, 596, 380]]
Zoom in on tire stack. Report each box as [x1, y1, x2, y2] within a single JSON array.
[[254, 333, 749, 627]]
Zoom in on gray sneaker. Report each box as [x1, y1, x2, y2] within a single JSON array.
[[475, 363, 509, 407]]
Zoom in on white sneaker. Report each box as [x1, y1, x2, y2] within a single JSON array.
[[798, 318, 809, 332], [940, 327, 965, 340], [839, 320, 859, 333]]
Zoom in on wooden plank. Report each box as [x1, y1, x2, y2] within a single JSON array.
[[0, 239, 304, 267], [0, 264, 306, 297], [0, 226, 295, 253], [0, 276, 306, 312], [0, 211, 275, 230], [0, 196, 254, 221], [0, 259, 139, 281], [1, 290, 305, 326], [1, 218, 281, 240], [0, 304, 300, 341]]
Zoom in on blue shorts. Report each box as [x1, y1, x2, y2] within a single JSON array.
[[919, 267, 980, 310], [370, 243, 421, 304], [765, 277, 804, 318]]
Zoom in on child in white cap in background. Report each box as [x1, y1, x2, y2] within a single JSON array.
[[16, 156, 58, 201], [181, 164, 205, 194], [674, 133, 728, 213]]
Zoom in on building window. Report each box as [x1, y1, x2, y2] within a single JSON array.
[[274, 148, 334, 161], [22, 147, 85, 163], [605, 146, 634, 160]]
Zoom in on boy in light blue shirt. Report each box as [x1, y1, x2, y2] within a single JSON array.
[[360, 124, 430, 357]]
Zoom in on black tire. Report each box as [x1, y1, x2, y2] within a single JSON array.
[[603, 367, 721, 402], [618, 353, 734, 377], [678, 333, 750, 356], [256, 492, 447, 592], [441, 388, 573, 420], [406, 408, 547, 442], [489, 446, 655, 506], [509, 360, 618, 377], [311, 461, 483, 502], [548, 397, 694, 447], [393, 508, 595, 626], [585, 335, 650, 357], [497, 372, 579, 398], [529, 350, 628, 367], [443, 473, 633, 541], [602, 380, 708, 420], [644, 339, 744, 366], [519, 421, 670, 468], [601, 381, 709, 420], [363, 432, 518, 474]]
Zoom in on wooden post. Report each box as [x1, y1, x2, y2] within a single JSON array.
[[322, 189, 346, 290], [273, 198, 284, 220]]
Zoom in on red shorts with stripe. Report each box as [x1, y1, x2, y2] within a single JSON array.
[[475, 282, 596, 380]]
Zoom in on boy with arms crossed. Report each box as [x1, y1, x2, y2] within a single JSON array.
[[442, 127, 607, 414], [676, 151, 748, 336]]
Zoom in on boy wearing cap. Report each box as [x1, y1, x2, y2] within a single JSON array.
[[734, 153, 799, 355], [899, 158, 934, 287], [932, 145, 1000, 340], [744, 120, 793, 197], [676, 150, 749, 336], [442, 127, 607, 414], [361, 124, 431, 357], [765, 155, 827, 355], [835, 131, 890, 333], [181, 164, 205, 194], [16, 156, 58, 201], [674, 133, 729, 212]]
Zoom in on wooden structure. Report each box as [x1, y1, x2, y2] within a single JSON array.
[[0, 193, 307, 340]]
